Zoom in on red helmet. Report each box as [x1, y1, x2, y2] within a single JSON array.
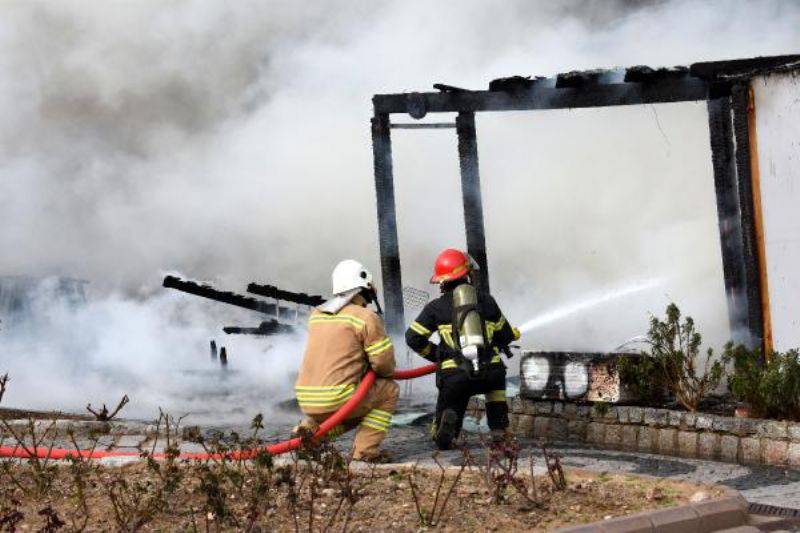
[[430, 248, 474, 284]]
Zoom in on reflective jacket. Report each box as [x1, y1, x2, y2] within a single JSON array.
[[295, 303, 396, 414], [405, 286, 516, 370]]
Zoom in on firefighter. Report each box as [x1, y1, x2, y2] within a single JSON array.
[[405, 248, 520, 449], [294, 259, 399, 461]]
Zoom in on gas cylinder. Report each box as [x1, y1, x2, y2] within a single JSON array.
[[453, 283, 484, 368]]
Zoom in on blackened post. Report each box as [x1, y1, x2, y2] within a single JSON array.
[[707, 95, 754, 347], [730, 84, 765, 350], [210, 340, 218, 361], [371, 113, 405, 335], [456, 111, 490, 295]]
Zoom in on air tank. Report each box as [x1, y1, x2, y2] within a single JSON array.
[[453, 283, 484, 364]]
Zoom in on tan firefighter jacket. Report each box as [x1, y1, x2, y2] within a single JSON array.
[[295, 303, 396, 414]]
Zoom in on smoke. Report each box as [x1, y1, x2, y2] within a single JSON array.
[[1, 1, 798, 414]]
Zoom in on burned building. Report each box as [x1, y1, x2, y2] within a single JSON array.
[[371, 54, 800, 356]]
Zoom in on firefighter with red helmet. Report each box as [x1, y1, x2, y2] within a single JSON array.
[[405, 249, 520, 449]]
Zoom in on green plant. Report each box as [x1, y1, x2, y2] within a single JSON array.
[[617, 355, 667, 406], [725, 344, 800, 420], [642, 303, 724, 412]]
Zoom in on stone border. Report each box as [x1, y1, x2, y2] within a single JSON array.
[[556, 487, 748, 532], [468, 397, 800, 467]]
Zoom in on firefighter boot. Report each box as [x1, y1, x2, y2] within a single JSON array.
[[433, 408, 459, 450]]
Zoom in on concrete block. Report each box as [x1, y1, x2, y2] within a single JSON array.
[[668, 411, 682, 427], [597, 514, 653, 532], [577, 405, 592, 418], [740, 437, 762, 464], [638, 427, 657, 453], [711, 416, 737, 433], [733, 418, 758, 436], [605, 424, 623, 449], [693, 495, 747, 531], [719, 435, 740, 463], [521, 399, 537, 416], [515, 414, 535, 436], [563, 402, 579, 418], [534, 401, 553, 415], [620, 425, 639, 451], [567, 420, 588, 442], [644, 408, 668, 427], [695, 415, 713, 430], [682, 412, 697, 428], [647, 505, 701, 533], [788, 423, 800, 442], [616, 406, 630, 424], [678, 431, 698, 458], [552, 401, 564, 416], [697, 432, 720, 460], [658, 428, 678, 454], [628, 407, 644, 424], [549, 417, 569, 441], [758, 420, 788, 439], [509, 396, 525, 414], [533, 417, 550, 439], [587, 422, 606, 444], [763, 439, 789, 466], [788, 442, 800, 467]]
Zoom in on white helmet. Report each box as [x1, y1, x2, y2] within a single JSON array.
[[331, 259, 373, 296]]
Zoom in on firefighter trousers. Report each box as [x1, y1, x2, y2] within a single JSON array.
[[434, 363, 508, 438], [305, 378, 399, 460]]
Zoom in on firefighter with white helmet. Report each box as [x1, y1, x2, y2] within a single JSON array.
[[294, 259, 398, 461]]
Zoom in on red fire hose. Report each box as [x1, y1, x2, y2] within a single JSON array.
[[0, 363, 438, 461]]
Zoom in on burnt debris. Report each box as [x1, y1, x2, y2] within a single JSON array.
[[246, 283, 325, 307], [223, 320, 295, 336]]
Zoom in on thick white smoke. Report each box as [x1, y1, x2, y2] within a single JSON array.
[[0, 1, 798, 416]]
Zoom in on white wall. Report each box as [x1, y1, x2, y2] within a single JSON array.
[[753, 71, 800, 351]]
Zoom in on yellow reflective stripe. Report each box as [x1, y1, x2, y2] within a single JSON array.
[[491, 355, 501, 364], [295, 384, 354, 391], [438, 325, 455, 348], [309, 314, 366, 328], [365, 337, 392, 356], [441, 359, 457, 370], [295, 384, 355, 406], [365, 409, 392, 422], [495, 316, 507, 330], [409, 321, 432, 336], [361, 420, 389, 432], [486, 389, 506, 402], [420, 344, 433, 356]]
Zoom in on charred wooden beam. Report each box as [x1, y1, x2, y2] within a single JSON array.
[[246, 283, 325, 307], [223, 320, 296, 336], [163, 275, 295, 320]]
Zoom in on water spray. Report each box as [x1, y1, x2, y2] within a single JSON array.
[[517, 277, 666, 335]]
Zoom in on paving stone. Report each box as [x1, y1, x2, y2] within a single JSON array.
[[597, 514, 653, 532], [740, 437, 762, 464], [115, 435, 146, 448], [620, 425, 639, 451], [605, 424, 622, 449], [789, 442, 800, 467], [534, 401, 553, 415], [669, 411, 682, 427], [644, 408, 668, 427], [628, 407, 644, 424], [516, 414, 535, 436], [763, 439, 789, 466], [758, 420, 788, 439], [678, 431, 698, 458], [698, 432, 720, 460], [658, 428, 678, 454], [567, 420, 588, 442], [683, 412, 697, 428], [637, 427, 656, 453], [695, 415, 713, 430], [712, 416, 737, 433], [587, 422, 606, 444], [693, 495, 748, 532]]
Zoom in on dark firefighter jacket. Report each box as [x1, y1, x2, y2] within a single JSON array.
[[405, 286, 517, 370]]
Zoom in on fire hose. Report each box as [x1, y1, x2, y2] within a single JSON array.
[[0, 363, 438, 461]]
